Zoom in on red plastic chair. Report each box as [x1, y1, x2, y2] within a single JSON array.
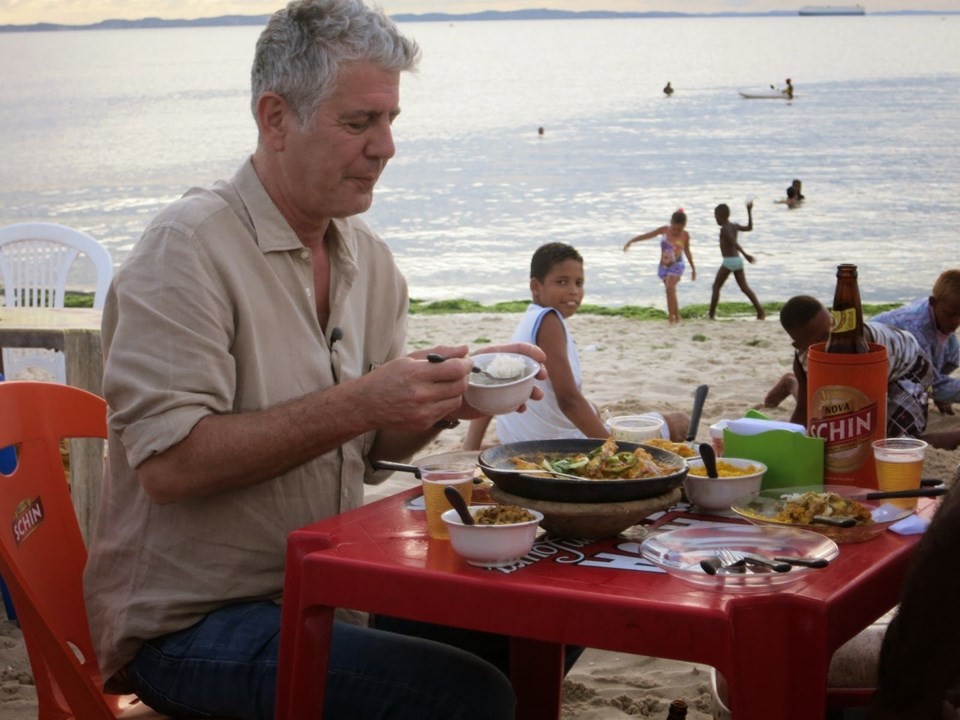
[[0, 381, 169, 719]]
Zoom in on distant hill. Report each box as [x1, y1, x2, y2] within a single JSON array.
[[1, 7, 956, 33]]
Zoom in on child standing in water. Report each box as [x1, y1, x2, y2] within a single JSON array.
[[708, 201, 765, 320], [623, 209, 696, 324]]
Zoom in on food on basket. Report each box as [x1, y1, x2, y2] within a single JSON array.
[[644, 437, 697, 458], [688, 460, 761, 477], [511, 437, 676, 480], [474, 504, 536, 525], [774, 491, 874, 526]]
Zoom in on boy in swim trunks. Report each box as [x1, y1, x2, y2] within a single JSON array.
[[708, 201, 765, 320]]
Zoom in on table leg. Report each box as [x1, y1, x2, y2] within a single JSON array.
[[276, 606, 335, 720], [509, 637, 564, 720], [63, 329, 103, 542], [727, 604, 829, 720]]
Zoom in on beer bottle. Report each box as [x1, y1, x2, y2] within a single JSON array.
[[825, 264, 870, 354], [666, 698, 688, 718]]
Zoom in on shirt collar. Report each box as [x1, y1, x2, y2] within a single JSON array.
[[231, 157, 360, 270]]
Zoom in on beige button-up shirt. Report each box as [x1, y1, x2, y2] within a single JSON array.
[[83, 158, 408, 683]]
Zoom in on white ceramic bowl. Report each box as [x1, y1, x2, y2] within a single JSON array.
[[441, 505, 543, 567], [683, 457, 767, 512], [464, 353, 539, 416]]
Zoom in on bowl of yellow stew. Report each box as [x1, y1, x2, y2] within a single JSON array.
[[683, 457, 766, 512]]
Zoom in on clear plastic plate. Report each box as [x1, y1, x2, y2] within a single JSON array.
[[640, 524, 839, 592]]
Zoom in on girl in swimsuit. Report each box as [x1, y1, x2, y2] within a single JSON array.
[[623, 209, 696, 324]]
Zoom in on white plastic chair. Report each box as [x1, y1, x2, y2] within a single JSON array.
[[0, 222, 113, 382]]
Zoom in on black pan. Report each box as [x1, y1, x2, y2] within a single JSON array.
[[478, 439, 688, 503]]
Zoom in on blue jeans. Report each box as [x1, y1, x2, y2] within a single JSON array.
[[125, 601, 517, 719]]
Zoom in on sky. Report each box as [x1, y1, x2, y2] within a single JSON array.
[[2, 0, 960, 26]]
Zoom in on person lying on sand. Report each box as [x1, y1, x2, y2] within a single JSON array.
[[763, 294, 960, 450], [872, 268, 960, 417]]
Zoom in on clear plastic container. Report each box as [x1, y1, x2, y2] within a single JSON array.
[[709, 419, 729, 457]]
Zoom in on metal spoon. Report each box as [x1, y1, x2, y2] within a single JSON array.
[[426, 352, 511, 381], [443, 485, 474, 525]]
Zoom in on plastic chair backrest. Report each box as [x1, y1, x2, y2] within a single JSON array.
[[0, 222, 113, 382], [0, 381, 116, 718]]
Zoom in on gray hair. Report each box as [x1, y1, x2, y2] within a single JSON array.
[[251, 0, 421, 125]]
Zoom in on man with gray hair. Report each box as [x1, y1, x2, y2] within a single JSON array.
[[83, 1, 545, 717]]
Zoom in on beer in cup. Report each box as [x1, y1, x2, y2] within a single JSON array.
[[872, 438, 927, 510], [421, 465, 475, 540]]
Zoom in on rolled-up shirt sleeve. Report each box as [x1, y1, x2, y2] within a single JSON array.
[[103, 216, 237, 470]]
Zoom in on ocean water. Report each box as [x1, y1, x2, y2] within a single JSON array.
[[1, 14, 958, 309]]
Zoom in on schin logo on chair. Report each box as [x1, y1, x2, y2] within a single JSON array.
[[12, 497, 44, 546]]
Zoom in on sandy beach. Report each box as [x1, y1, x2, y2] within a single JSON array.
[[1, 313, 956, 720]]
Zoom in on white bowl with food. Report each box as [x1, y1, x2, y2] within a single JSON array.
[[441, 504, 543, 567], [684, 457, 767, 512], [464, 352, 539, 416]]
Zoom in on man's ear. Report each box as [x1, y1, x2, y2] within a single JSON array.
[[256, 92, 293, 151], [529, 277, 539, 302]]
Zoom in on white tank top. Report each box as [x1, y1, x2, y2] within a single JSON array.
[[495, 303, 585, 443]]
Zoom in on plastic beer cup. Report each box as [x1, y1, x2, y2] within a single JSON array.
[[607, 415, 665, 443], [421, 465, 475, 540], [872, 438, 927, 510]]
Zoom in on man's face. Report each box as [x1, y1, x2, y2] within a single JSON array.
[[931, 293, 960, 336], [279, 61, 401, 227], [789, 308, 833, 353]]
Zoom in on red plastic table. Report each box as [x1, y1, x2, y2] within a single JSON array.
[[276, 489, 933, 720]]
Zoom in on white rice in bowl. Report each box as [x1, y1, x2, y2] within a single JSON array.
[[476, 354, 527, 383]]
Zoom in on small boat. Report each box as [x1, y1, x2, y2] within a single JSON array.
[[799, 5, 866, 15], [738, 90, 795, 100]]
